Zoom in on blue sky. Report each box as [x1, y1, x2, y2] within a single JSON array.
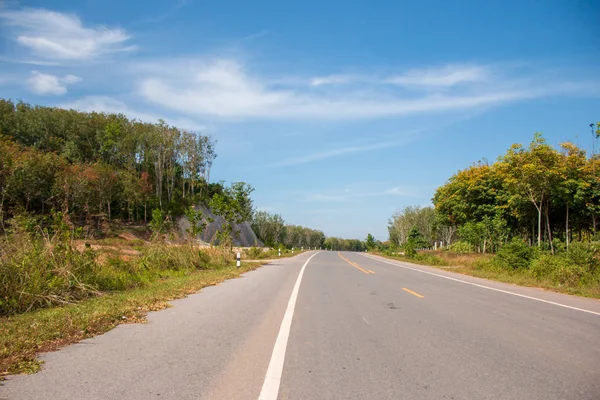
[[1, 0, 599, 240]]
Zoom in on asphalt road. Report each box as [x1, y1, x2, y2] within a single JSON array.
[[2, 251, 600, 399]]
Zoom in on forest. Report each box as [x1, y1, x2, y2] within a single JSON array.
[[0, 98, 220, 230], [385, 130, 600, 295], [389, 132, 600, 253]]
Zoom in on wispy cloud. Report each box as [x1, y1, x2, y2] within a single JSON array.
[[264, 138, 410, 168], [60, 96, 205, 130], [27, 71, 81, 95], [242, 30, 270, 42], [310, 65, 490, 88], [135, 58, 591, 120], [310, 74, 358, 86], [386, 64, 491, 87], [303, 185, 423, 203], [133, 0, 191, 25], [0, 8, 134, 61]]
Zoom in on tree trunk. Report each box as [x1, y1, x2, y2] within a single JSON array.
[[566, 204, 569, 249], [107, 201, 111, 221], [0, 192, 5, 229], [545, 202, 554, 254], [536, 203, 542, 247]]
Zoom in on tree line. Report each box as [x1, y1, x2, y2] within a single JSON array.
[[0, 99, 218, 230], [389, 131, 600, 253], [251, 210, 326, 249], [324, 237, 367, 251]]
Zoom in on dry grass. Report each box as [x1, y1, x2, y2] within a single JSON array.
[[376, 250, 600, 299], [0, 261, 263, 376], [421, 250, 492, 267]]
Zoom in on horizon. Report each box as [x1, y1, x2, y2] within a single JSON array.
[[1, 0, 599, 240]]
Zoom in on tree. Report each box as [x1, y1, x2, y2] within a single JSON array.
[[365, 233, 376, 250], [184, 206, 211, 241], [210, 182, 255, 247], [499, 134, 562, 252]]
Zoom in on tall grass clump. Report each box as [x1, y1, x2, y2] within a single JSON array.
[[0, 213, 100, 315], [0, 214, 233, 316]]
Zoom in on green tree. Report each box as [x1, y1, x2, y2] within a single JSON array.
[[366, 233, 376, 250]]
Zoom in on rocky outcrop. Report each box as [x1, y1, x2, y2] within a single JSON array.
[[177, 204, 262, 247]]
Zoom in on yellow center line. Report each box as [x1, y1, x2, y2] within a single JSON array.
[[402, 287, 425, 298], [337, 252, 375, 274]]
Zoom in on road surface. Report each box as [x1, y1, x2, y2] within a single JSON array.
[[2, 251, 600, 399]]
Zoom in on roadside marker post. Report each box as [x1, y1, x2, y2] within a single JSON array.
[[236, 252, 241, 268], [292, 247, 294, 254], [278, 248, 281, 257]]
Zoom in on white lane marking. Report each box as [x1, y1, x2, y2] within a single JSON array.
[[258, 251, 321, 400], [362, 317, 370, 325], [360, 254, 600, 317]]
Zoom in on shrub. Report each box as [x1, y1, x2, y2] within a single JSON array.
[[493, 238, 535, 270], [244, 246, 263, 259], [403, 242, 417, 258], [529, 254, 563, 279], [553, 262, 587, 286], [563, 241, 598, 273], [448, 241, 475, 253], [530, 254, 589, 286]]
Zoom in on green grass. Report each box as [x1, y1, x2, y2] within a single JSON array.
[[0, 262, 263, 376], [242, 246, 306, 260], [375, 251, 600, 299]]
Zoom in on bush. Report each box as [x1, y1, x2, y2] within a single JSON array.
[[493, 238, 535, 270], [244, 247, 263, 259], [530, 254, 587, 286], [529, 254, 562, 279], [448, 241, 475, 253], [563, 241, 598, 273], [403, 242, 417, 258]]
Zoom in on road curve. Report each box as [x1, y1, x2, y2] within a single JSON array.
[[2, 251, 599, 400]]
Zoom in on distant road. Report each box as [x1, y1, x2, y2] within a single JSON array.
[[3, 251, 600, 399]]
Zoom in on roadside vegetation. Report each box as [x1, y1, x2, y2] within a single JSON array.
[[0, 99, 334, 376], [380, 129, 600, 298], [1, 257, 262, 376], [251, 210, 326, 249]]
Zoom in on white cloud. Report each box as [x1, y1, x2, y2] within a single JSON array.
[[310, 65, 490, 88], [27, 71, 81, 95], [303, 185, 421, 203], [310, 74, 357, 86], [265, 139, 409, 168], [387, 64, 491, 87], [60, 96, 205, 130], [0, 8, 134, 60], [136, 59, 580, 120], [62, 74, 82, 84]]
